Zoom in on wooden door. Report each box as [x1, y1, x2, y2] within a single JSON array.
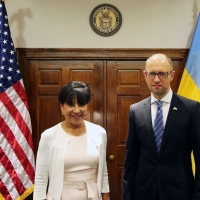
[[17, 48, 187, 200], [25, 59, 104, 156], [106, 60, 184, 200]]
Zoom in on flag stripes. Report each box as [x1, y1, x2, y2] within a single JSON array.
[[178, 68, 200, 102], [0, 117, 35, 183], [0, 99, 34, 164], [0, 177, 12, 200], [0, 148, 26, 195], [12, 80, 30, 111], [1, 83, 33, 150], [0, 133, 33, 188]]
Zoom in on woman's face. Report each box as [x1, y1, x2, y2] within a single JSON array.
[[60, 98, 88, 127]]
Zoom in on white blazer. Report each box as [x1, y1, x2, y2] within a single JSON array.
[[33, 120, 109, 200]]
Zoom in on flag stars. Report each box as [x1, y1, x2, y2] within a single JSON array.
[[0, 83, 2, 87], [9, 59, 14, 63], [8, 67, 13, 72], [0, 2, 23, 93], [3, 31, 8, 36]]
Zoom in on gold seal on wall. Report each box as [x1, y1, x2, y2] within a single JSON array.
[[90, 4, 122, 37]]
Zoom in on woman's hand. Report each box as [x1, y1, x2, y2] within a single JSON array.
[[102, 193, 110, 200]]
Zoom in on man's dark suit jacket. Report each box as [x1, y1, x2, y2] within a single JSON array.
[[123, 93, 200, 200]]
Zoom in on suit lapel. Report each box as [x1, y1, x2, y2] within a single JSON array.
[[143, 97, 158, 156], [158, 93, 180, 158]]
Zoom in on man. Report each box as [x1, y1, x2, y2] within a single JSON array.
[[123, 54, 200, 200]]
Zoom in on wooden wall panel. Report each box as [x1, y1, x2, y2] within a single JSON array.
[[16, 48, 188, 200], [118, 96, 139, 143]]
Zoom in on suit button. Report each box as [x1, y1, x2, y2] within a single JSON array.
[[153, 184, 156, 188]]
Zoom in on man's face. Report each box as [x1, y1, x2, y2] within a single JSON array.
[[143, 54, 175, 100]]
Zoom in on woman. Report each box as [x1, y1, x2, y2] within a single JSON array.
[[33, 81, 110, 200]]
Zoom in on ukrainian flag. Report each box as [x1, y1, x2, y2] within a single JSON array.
[[178, 13, 200, 176]]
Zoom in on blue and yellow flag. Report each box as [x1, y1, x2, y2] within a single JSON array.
[[178, 13, 200, 176]]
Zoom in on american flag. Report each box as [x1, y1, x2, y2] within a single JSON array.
[[0, 1, 35, 200]]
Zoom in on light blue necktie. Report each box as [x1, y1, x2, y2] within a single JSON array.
[[154, 101, 164, 151]]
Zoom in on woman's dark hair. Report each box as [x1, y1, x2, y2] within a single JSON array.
[[58, 81, 91, 106]]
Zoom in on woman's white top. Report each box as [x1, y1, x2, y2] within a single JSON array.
[[33, 120, 109, 200], [64, 132, 98, 172]]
